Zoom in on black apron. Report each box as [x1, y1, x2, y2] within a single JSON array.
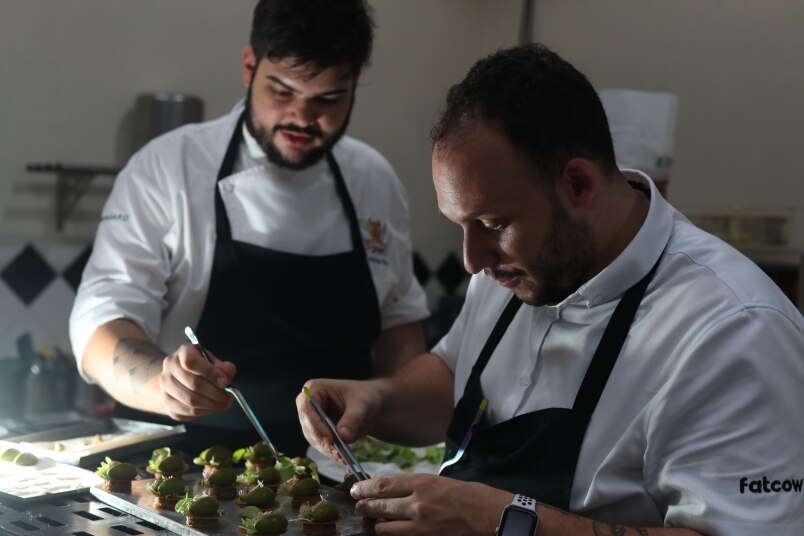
[[440, 259, 659, 509], [116, 113, 381, 455]]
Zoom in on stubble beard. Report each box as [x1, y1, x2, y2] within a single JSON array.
[[507, 201, 595, 307], [243, 77, 353, 171]]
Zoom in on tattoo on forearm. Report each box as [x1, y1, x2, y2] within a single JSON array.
[[592, 521, 648, 535], [112, 338, 164, 393]]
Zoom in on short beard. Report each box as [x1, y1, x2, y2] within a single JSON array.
[[489, 198, 595, 307], [244, 76, 352, 170]]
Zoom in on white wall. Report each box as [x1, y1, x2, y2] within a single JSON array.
[[2, 0, 802, 250], [0, 0, 515, 260], [527, 0, 804, 243]]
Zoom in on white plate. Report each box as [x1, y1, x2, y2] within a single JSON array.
[[306, 444, 441, 483], [0, 440, 103, 502]]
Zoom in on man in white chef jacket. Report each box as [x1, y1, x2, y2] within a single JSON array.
[[69, 0, 429, 454], [298, 44, 804, 535]]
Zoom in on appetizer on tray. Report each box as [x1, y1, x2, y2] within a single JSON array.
[[96, 457, 138, 492], [174, 494, 223, 529]]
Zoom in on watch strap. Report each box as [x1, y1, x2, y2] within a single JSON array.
[[511, 494, 537, 513]]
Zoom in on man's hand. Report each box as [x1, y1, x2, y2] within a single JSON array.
[[158, 342, 236, 421], [352, 473, 510, 536], [296, 378, 384, 463]]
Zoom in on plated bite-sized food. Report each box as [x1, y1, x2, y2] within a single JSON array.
[[145, 476, 188, 509], [0, 447, 39, 467], [333, 471, 358, 501], [234, 481, 276, 509], [239, 506, 289, 534], [237, 465, 282, 491], [0, 447, 20, 462], [298, 499, 340, 536], [194, 445, 233, 478], [202, 466, 238, 500], [96, 457, 139, 492], [286, 476, 321, 508], [234, 441, 277, 472], [174, 494, 223, 529], [147, 447, 187, 480]]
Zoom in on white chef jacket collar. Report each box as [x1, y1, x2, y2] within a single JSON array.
[[568, 170, 672, 309]]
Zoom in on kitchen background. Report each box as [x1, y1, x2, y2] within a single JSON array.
[[1, 1, 802, 415]]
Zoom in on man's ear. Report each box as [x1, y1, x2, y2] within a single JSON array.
[[557, 158, 599, 210], [242, 45, 257, 90]]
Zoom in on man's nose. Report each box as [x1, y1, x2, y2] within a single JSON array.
[[289, 98, 319, 126], [463, 227, 497, 275]]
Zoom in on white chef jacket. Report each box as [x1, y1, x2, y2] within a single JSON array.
[[70, 101, 429, 376], [432, 171, 804, 534]]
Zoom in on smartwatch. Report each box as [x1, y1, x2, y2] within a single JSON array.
[[496, 494, 539, 536]]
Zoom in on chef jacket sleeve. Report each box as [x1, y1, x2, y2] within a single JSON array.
[[69, 149, 175, 380], [645, 306, 804, 535]]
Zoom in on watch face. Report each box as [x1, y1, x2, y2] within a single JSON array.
[[499, 507, 538, 535]]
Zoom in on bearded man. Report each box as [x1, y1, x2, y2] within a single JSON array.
[[70, 0, 428, 453]]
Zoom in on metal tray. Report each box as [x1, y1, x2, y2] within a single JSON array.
[[91, 475, 374, 535], [8, 417, 185, 468]]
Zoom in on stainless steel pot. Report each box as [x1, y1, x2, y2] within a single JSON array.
[[132, 92, 204, 150]]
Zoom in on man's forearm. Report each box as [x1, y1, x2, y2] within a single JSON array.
[[111, 337, 164, 394], [537, 503, 705, 536], [82, 319, 166, 414]]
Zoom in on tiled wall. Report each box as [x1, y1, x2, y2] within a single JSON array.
[[0, 240, 91, 360], [0, 240, 469, 362]]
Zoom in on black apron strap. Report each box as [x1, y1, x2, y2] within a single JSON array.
[[214, 112, 246, 241], [327, 152, 364, 252], [573, 258, 661, 413], [446, 294, 523, 439]]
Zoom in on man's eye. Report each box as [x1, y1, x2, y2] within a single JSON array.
[[480, 221, 504, 231], [315, 95, 342, 105], [271, 88, 293, 100]]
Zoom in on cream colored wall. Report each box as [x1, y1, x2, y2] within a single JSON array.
[[0, 0, 509, 259], [525, 0, 804, 243], [2, 0, 801, 252]]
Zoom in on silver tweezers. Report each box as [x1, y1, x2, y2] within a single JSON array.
[[184, 326, 281, 460], [303, 387, 370, 481]]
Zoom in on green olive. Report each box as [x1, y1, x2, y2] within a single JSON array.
[[256, 467, 280, 484], [156, 454, 184, 473], [309, 500, 339, 522], [107, 462, 138, 480], [252, 442, 273, 459], [288, 477, 319, 497], [156, 476, 185, 496], [254, 512, 288, 533], [188, 496, 219, 517], [199, 445, 231, 464], [336, 472, 359, 490], [292, 456, 314, 467], [0, 448, 20, 461], [13, 452, 38, 466], [206, 467, 236, 486], [244, 485, 275, 506]]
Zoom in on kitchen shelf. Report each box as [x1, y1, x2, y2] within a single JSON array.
[[26, 162, 119, 231]]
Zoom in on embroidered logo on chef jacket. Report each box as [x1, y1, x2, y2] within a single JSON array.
[[360, 219, 389, 264], [99, 212, 129, 223], [739, 476, 803, 494]]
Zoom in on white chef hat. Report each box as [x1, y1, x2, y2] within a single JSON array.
[[599, 89, 679, 183]]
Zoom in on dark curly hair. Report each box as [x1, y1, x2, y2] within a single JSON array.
[[250, 0, 375, 76], [431, 43, 618, 182]]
